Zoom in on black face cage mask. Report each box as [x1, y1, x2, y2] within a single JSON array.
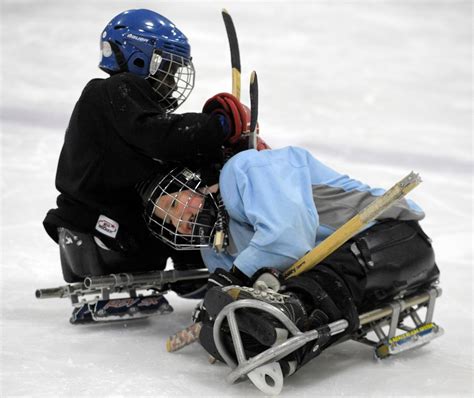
[[146, 50, 195, 113], [143, 168, 219, 250]]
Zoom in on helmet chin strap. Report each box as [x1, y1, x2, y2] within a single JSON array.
[[194, 200, 217, 247], [211, 193, 229, 253], [191, 192, 228, 252]]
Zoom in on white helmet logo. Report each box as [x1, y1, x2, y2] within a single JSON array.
[[101, 41, 113, 58]]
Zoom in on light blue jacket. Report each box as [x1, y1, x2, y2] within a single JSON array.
[[201, 147, 424, 277]]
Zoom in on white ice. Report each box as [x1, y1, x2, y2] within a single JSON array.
[[1, 1, 472, 396]]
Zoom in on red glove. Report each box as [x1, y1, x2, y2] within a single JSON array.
[[203, 93, 250, 144]]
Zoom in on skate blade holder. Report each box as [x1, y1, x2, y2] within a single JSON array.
[[90, 296, 173, 322], [213, 299, 348, 395], [356, 286, 444, 359], [37, 283, 174, 324]]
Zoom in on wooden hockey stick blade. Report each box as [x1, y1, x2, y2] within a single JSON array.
[[283, 172, 422, 279], [166, 322, 202, 352], [249, 71, 259, 149], [222, 8, 241, 99]]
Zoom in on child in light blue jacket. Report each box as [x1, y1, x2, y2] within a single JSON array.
[[142, 146, 439, 377]]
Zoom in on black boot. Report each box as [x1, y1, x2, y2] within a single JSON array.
[[199, 267, 359, 377], [198, 283, 308, 361]]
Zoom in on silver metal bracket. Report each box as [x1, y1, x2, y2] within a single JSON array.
[[354, 287, 444, 359], [213, 299, 348, 395]]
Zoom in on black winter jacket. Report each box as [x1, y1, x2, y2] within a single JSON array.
[[43, 73, 224, 250]]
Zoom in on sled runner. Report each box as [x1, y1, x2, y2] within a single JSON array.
[[36, 269, 209, 324]]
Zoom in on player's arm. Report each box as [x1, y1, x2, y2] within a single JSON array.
[[220, 151, 319, 278], [104, 74, 226, 161]]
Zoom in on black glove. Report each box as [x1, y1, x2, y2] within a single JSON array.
[[207, 266, 251, 290]]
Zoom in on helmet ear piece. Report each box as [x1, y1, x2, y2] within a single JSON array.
[[132, 56, 146, 69], [108, 40, 128, 72]]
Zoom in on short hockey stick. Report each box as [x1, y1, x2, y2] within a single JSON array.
[[283, 172, 422, 278], [222, 8, 241, 99], [222, 10, 259, 149], [166, 172, 423, 352], [213, 9, 243, 251], [167, 10, 242, 352], [167, 75, 258, 352], [248, 71, 258, 149]]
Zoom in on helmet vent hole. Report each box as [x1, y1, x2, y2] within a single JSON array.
[[114, 25, 126, 30], [133, 58, 145, 68]]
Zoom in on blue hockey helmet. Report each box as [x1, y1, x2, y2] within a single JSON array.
[[99, 9, 195, 112]]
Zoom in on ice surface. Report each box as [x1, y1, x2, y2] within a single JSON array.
[[1, 1, 472, 396]]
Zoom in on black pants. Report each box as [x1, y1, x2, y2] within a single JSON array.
[[58, 228, 205, 283], [318, 220, 439, 313]]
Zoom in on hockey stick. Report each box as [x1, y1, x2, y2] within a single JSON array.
[[213, 10, 244, 252], [283, 171, 422, 278], [167, 11, 243, 351], [222, 10, 259, 149], [248, 71, 258, 149], [222, 8, 241, 99], [167, 72, 258, 350], [166, 172, 423, 352]]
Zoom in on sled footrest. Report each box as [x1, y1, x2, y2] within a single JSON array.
[[375, 322, 444, 359], [353, 286, 443, 359]]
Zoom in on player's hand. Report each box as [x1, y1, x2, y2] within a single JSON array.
[[203, 93, 250, 144], [256, 136, 270, 151]]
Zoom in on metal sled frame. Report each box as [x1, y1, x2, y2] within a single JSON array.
[[213, 286, 443, 394], [36, 269, 209, 323], [36, 269, 210, 305], [354, 286, 443, 358], [42, 283, 172, 324]]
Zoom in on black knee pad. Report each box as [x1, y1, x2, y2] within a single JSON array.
[[58, 228, 169, 283], [58, 228, 107, 282]]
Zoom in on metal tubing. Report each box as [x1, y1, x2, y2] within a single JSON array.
[[358, 288, 442, 326], [35, 284, 85, 299], [84, 269, 209, 289]]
